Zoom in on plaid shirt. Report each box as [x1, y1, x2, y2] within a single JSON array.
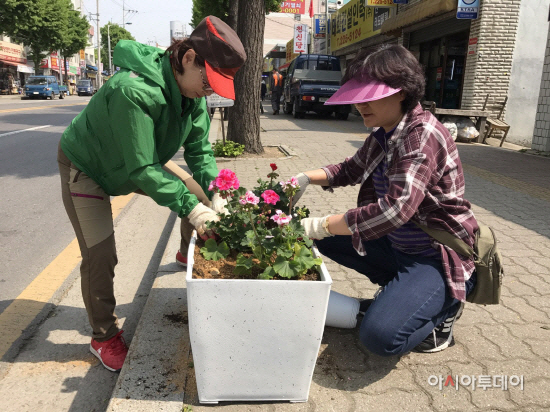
[[322, 104, 478, 302]]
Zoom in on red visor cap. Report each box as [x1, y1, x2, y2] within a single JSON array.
[[190, 16, 246, 100]]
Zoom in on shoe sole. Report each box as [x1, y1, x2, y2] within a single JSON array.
[[176, 259, 187, 268], [90, 345, 121, 372], [417, 336, 455, 353]]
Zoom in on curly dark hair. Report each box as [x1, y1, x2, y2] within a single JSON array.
[[342, 44, 425, 114], [166, 38, 206, 74]]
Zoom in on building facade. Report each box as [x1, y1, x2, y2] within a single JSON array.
[[311, 0, 549, 148]]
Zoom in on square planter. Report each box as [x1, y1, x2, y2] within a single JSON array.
[[186, 232, 332, 404]]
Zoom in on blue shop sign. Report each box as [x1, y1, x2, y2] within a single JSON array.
[[393, 0, 408, 4], [457, 0, 479, 19], [314, 14, 327, 38]]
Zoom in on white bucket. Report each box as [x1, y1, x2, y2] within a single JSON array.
[[325, 290, 360, 329]]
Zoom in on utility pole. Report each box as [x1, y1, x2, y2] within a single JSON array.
[[325, 0, 329, 55], [107, 23, 112, 75], [96, 0, 102, 88]]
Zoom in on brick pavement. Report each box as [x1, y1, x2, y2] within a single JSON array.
[[186, 107, 550, 411]]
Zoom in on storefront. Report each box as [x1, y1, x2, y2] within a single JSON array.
[[329, 0, 395, 71], [406, 18, 471, 109], [0, 40, 28, 94]]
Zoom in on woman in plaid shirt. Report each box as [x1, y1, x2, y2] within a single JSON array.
[[295, 45, 479, 355]]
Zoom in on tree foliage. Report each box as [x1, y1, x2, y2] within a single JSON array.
[[100, 24, 135, 72], [0, 0, 77, 71], [59, 4, 89, 79], [190, 0, 283, 29]]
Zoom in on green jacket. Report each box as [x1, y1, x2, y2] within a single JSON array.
[[60, 40, 217, 217]]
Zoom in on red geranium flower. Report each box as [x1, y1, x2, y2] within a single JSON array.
[[270, 163, 277, 171]]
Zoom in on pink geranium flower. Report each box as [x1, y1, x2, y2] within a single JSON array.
[[261, 189, 280, 205], [271, 209, 292, 226], [239, 191, 260, 205], [213, 169, 240, 191]]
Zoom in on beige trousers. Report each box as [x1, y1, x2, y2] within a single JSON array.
[[57, 144, 209, 341]]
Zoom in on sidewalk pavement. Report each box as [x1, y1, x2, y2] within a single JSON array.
[[109, 106, 550, 411], [1, 104, 549, 411]]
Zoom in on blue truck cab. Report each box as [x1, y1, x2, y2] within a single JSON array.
[[282, 54, 351, 119], [24, 75, 66, 99], [76, 79, 95, 96]]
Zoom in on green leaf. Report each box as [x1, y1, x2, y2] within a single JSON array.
[[276, 247, 293, 259], [240, 230, 256, 248], [273, 256, 301, 279], [294, 247, 321, 271], [200, 239, 230, 261], [234, 253, 253, 275], [258, 266, 275, 279], [252, 245, 263, 260]]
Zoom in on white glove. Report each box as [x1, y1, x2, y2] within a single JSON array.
[[292, 173, 311, 204], [301, 215, 334, 240], [211, 193, 229, 215], [187, 203, 220, 237]]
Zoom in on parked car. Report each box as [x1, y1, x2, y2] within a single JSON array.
[[282, 54, 351, 120], [76, 79, 95, 96], [23, 75, 66, 99]]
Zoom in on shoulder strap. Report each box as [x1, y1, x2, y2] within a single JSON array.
[[414, 222, 475, 258]]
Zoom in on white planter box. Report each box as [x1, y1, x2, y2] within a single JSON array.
[[186, 232, 332, 404]]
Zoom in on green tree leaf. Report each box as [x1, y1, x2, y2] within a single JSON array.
[[200, 239, 230, 261]]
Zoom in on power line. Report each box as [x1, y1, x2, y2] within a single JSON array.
[[265, 16, 296, 29]]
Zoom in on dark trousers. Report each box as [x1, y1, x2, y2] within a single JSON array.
[[271, 90, 281, 112], [316, 235, 476, 356]]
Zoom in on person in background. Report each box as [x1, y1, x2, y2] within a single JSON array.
[[261, 78, 267, 101], [260, 78, 267, 114], [291, 44, 478, 356], [270, 68, 283, 115], [57, 16, 246, 372]]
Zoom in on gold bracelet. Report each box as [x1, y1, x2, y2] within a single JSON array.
[[322, 215, 331, 235]]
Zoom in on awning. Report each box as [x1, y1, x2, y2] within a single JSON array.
[[0, 60, 20, 67], [380, 0, 457, 35], [279, 62, 291, 71], [86, 64, 98, 71]]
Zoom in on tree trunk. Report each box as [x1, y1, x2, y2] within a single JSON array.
[[227, 0, 265, 154], [227, 0, 239, 32]]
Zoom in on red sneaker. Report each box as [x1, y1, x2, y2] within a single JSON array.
[[90, 330, 128, 372], [176, 250, 187, 267]]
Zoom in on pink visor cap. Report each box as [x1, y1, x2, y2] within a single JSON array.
[[324, 77, 401, 105]]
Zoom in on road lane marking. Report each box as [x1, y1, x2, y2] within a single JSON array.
[[0, 125, 52, 138], [0, 102, 88, 114], [0, 193, 135, 359]]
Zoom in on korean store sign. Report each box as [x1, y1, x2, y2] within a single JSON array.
[[281, 0, 306, 14], [0, 41, 27, 64], [330, 0, 392, 52], [293, 24, 308, 54], [314, 14, 327, 38], [457, 0, 479, 19]]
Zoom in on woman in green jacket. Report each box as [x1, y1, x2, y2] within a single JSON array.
[[57, 16, 246, 372]]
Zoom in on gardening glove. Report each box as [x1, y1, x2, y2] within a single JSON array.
[[301, 215, 334, 240], [292, 173, 311, 205], [188, 203, 220, 239], [211, 193, 230, 215]]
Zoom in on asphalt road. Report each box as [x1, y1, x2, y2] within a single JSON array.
[[0, 96, 90, 314]]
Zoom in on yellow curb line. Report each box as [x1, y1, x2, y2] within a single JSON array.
[[0, 102, 88, 114], [0, 193, 134, 359], [463, 164, 550, 203]]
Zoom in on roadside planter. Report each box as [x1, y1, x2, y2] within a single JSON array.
[[185, 165, 332, 403], [186, 233, 332, 404]]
